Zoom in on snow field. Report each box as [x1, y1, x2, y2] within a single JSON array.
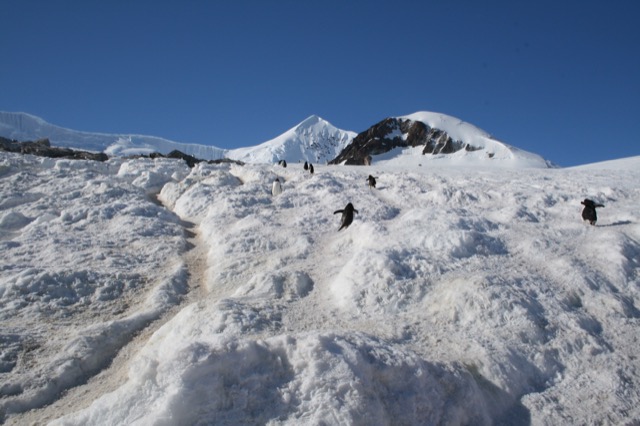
[[1, 152, 639, 424]]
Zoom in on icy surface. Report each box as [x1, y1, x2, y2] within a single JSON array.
[[1, 151, 639, 425]]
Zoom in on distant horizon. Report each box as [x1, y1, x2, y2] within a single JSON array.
[[2, 0, 639, 167], [2, 109, 638, 168]]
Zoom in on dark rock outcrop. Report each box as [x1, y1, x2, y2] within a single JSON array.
[[0, 137, 108, 161], [329, 118, 478, 165], [166, 150, 200, 168], [154, 150, 244, 167], [1, 137, 244, 167]]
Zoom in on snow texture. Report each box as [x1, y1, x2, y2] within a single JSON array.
[[1, 149, 640, 425]]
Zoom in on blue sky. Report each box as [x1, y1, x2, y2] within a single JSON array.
[[2, 0, 638, 166]]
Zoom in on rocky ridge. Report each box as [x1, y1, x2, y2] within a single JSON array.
[[330, 117, 481, 165]]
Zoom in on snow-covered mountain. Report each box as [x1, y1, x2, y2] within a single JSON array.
[[226, 115, 356, 165], [0, 111, 550, 168], [0, 112, 354, 165], [331, 111, 551, 168]]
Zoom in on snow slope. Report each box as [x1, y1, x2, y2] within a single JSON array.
[[226, 115, 356, 165], [1, 150, 639, 425], [385, 111, 550, 168], [0, 111, 226, 160]]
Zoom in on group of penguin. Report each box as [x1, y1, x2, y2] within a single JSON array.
[[271, 162, 605, 230]]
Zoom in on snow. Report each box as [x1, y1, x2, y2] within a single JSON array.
[[1, 150, 640, 425], [399, 111, 551, 168], [1, 111, 550, 169], [0, 112, 227, 161], [569, 155, 640, 170], [226, 115, 356, 165]]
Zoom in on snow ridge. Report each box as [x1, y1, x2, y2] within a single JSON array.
[[0, 112, 227, 161]]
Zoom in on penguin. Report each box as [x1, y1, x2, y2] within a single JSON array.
[[272, 178, 282, 196], [367, 175, 377, 189], [304, 161, 309, 170], [581, 198, 604, 225], [309, 163, 314, 174], [334, 202, 358, 231]]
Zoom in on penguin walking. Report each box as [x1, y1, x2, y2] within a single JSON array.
[[304, 161, 309, 170], [309, 163, 314, 175], [581, 198, 604, 225], [367, 175, 378, 189], [334, 202, 358, 231], [272, 178, 282, 196]]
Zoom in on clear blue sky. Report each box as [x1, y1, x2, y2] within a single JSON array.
[[2, 0, 638, 166]]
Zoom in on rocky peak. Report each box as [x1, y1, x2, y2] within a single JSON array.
[[329, 117, 477, 165]]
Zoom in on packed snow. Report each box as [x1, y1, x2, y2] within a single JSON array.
[[1, 151, 639, 425]]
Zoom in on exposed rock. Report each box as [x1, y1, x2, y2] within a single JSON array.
[[0, 137, 108, 161], [147, 151, 244, 167], [167, 150, 200, 168], [329, 118, 479, 165], [164, 150, 244, 167], [1, 137, 243, 167]]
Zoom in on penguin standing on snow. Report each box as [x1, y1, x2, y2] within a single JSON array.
[[272, 178, 282, 196], [581, 198, 604, 225], [304, 161, 309, 170], [309, 163, 314, 175], [367, 175, 378, 189], [334, 203, 358, 231]]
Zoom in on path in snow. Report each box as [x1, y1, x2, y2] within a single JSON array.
[[4, 193, 211, 425], [5, 156, 639, 424]]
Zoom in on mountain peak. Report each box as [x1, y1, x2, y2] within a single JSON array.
[[297, 115, 323, 127], [226, 116, 356, 164], [330, 111, 550, 168]]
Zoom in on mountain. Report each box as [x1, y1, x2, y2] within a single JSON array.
[[0, 112, 354, 165], [330, 111, 551, 168], [226, 115, 356, 165], [0, 111, 227, 161], [0, 111, 551, 168]]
